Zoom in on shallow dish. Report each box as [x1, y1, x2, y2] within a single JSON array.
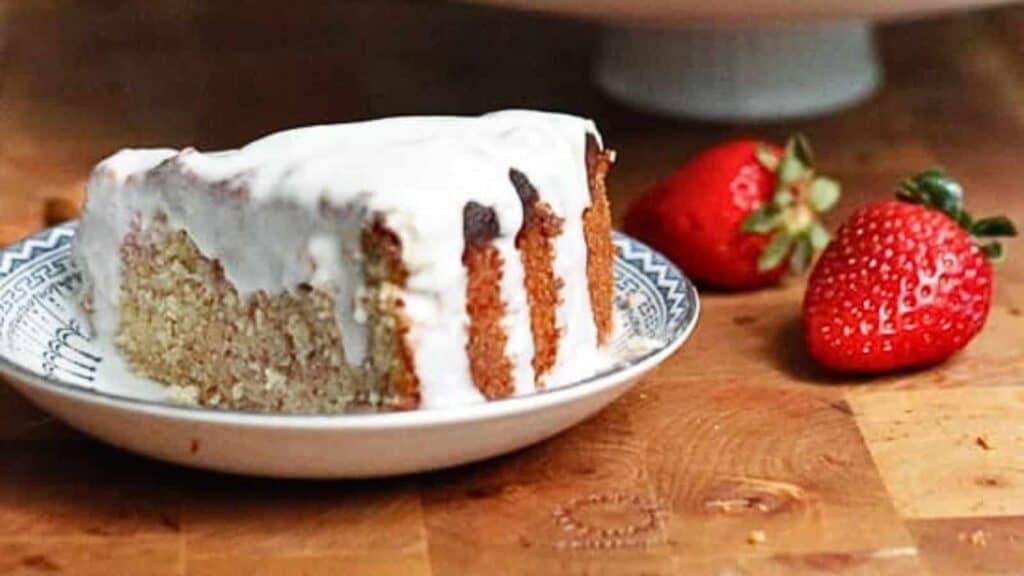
[[0, 224, 698, 478]]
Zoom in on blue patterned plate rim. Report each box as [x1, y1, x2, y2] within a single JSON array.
[[0, 223, 699, 427]]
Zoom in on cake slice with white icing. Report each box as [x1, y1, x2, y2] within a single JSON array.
[[72, 110, 615, 412]]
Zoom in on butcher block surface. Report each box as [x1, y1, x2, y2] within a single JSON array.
[[1, 1, 1023, 574]]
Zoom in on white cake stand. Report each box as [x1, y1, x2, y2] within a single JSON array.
[[464, 0, 1014, 120]]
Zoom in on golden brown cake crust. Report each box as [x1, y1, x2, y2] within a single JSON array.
[[584, 134, 615, 345], [462, 202, 514, 399], [510, 169, 564, 387]]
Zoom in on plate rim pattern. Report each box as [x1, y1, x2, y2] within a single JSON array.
[[0, 223, 699, 425]]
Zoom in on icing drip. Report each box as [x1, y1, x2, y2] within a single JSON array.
[[73, 110, 605, 408]]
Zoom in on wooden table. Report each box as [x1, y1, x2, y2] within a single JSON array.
[[1, 2, 1023, 574]]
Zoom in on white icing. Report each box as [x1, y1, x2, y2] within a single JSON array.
[[72, 110, 606, 409], [476, 112, 600, 388], [74, 148, 179, 340]]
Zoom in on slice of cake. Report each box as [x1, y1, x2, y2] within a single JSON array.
[[72, 110, 615, 412]]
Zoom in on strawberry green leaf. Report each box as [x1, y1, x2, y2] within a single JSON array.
[[971, 216, 1018, 238], [758, 232, 794, 272], [789, 237, 813, 275], [957, 210, 973, 230], [783, 205, 814, 235], [980, 241, 1004, 261], [741, 208, 782, 234], [809, 177, 841, 212], [808, 222, 831, 250], [899, 168, 963, 219], [897, 169, 1017, 262], [751, 134, 839, 277], [773, 187, 794, 207], [754, 145, 779, 171], [789, 134, 814, 166], [777, 156, 804, 186], [896, 186, 925, 205], [925, 183, 963, 216]]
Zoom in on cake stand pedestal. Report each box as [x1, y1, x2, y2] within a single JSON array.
[[594, 21, 881, 121]]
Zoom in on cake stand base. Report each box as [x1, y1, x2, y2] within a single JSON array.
[[595, 21, 881, 121]]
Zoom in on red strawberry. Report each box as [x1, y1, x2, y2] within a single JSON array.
[[624, 136, 839, 290], [803, 169, 1017, 373]]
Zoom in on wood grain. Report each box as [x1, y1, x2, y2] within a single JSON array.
[[421, 409, 673, 575], [0, 1, 1023, 574], [182, 480, 428, 568], [849, 387, 1024, 519], [672, 551, 929, 575], [0, 537, 181, 576], [642, 380, 914, 560], [909, 517, 1024, 575]]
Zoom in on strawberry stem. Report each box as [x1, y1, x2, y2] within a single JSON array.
[[745, 134, 840, 274], [897, 169, 1018, 261]]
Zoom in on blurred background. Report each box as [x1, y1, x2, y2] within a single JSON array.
[[0, 0, 1022, 246]]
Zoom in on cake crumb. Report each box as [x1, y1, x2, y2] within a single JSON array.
[[264, 368, 287, 391], [976, 435, 993, 451], [626, 336, 663, 356], [168, 385, 199, 405], [958, 529, 988, 547], [353, 287, 369, 323], [625, 291, 644, 308], [747, 530, 766, 545]]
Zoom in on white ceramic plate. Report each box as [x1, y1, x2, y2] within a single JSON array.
[[0, 224, 698, 478]]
